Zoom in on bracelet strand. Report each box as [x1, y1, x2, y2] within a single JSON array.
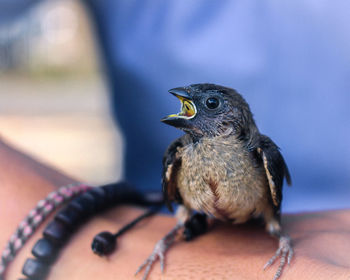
[[20, 182, 144, 280], [0, 183, 91, 280]]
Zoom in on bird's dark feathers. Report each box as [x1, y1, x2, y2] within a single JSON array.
[[162, 136, 187, 211], [254, 135, 292, 210]]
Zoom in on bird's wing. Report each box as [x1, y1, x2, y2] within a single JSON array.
[[255, 135, 292, 208], [162, 135, 189, 212]]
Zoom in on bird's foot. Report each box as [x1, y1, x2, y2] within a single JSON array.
[[135, 223, 183, 280], [183, 213, 208, 241], [264, 235, 293, 280]]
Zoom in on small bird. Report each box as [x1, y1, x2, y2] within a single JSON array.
[[136, 84, 293, 280]]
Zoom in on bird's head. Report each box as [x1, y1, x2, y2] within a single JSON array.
[[161, 83, 258, 140]]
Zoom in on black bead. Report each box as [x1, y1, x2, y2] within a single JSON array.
[[43, 220, 71, 245], [91, 231, 116, 256], [32, 238, 59, 264], [55, 205, 85, 228], [70, 192, 95, 215], [102, 184, 122, 203], [88, 187, 107, 211], [22, 258, 49, 279], [102, 182, 135, 204]]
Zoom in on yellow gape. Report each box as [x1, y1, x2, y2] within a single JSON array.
[[167, 96, 197, 119]]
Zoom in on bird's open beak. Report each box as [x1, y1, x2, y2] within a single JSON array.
[[161, 88, 197, 127]]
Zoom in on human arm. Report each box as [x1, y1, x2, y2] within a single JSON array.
[[1, 139, 349, 280]]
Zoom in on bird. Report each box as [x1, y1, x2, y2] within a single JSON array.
[[135, 83, 293, 280]]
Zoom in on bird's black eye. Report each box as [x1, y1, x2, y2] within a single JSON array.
[[205, 97, 219, 109]]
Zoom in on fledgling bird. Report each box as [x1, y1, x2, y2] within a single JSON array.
[[136, 84, 293, 280]]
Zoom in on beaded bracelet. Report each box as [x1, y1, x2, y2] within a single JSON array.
[[20, 182, 163, 280], [0, 183, 91, 280]]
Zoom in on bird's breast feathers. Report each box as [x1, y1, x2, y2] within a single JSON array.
[[176, 136, 269, 223]]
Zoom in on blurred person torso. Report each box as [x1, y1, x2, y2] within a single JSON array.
[[3, 0, 350, 212]]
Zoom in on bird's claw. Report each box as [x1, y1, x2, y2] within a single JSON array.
[[264, 235, 293, 280], [135, 239, 167, 280], [135, 223, 182, 280]]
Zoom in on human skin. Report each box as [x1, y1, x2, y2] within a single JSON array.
[[1, 139, 349, 280]]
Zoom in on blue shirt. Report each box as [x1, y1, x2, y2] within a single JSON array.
[[3, 0, 350, 212]]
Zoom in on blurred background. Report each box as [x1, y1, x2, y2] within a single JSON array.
[[0, 0, 123, 184], [0, 0, 349, 212]]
